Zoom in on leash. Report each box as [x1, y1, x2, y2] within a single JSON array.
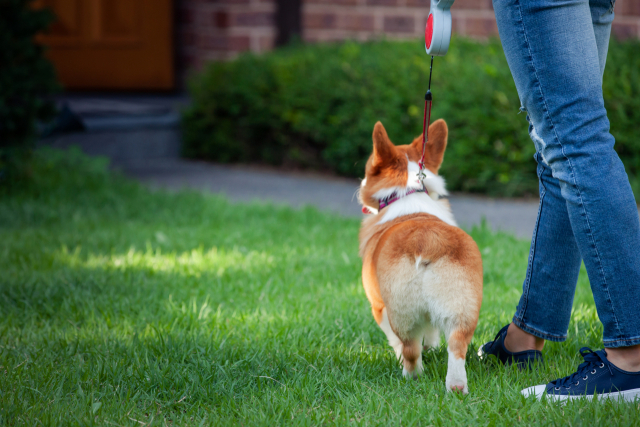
[[364, 57, 436, 215], [420, 0, 453, 182], [363, 0, 451, 215], [418, 56, 434, 185], [369, 59, 434, 215]]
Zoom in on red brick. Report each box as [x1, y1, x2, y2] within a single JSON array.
[[304, 13, 338, 29], [204, 0, 251, 4], [213, 11, 230, 28], [465, 17, 498, 37], [305, 0, 358, 5], [407, 0, 493, 9], [180, 29, 198, 47], [616, 1, 640, 16], [229, 35, 252, 51], [302, 33, 321, 43], [259, 35, 275, 51], [451, 16, 465, 35], [367, 0, 397, 5], [180, 52, 202, 71], [451, 0, 492, 10], [383, 16, 415, 33], [612, 22, 639, 39], [307, 32, 352, 43], [178, 6, 196, 25], [340, 14, 375, 31], [232, 12, 274, 27], [199, 34, 251, 51], [406, 0, 492, 8]]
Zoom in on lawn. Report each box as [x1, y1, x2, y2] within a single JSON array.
[[1, 149, 638, 426]]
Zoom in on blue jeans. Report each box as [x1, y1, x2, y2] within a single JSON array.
[[493, 0, 640, 348]]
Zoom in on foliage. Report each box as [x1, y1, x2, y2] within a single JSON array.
[[2, 148, 639, 425], [0, 0, 58, 188], [602, 39, 640, 196], [183, 37, 640, 198]]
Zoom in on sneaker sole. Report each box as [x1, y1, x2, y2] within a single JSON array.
[[522, 384, 640, 402]]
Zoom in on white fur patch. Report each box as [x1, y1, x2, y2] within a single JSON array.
[[372, 186, 402, 200], [360, 178, 380, 214], [445, 347, 468, 394], [378, 192, 456, 226], [375, 161, 455, 226], [407, 161, 448, 200], [378, 308, 403, 361]]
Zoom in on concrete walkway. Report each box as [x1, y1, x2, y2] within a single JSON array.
[[122, 159, 541, 239], [41, 93, 541, 239]]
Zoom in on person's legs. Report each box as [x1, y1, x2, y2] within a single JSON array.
[[480, 153, 579, 363], [503, 0, 616, 354], [504, 154, 581, 352], [493, 0, 640, 361]]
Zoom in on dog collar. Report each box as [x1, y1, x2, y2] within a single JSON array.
[[362, 187, 428, 214], [379, 188, 427, 210]]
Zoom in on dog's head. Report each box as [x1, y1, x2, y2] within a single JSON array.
[[358, 119, 449, 214]]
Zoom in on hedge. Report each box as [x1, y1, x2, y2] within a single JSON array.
[[0, 0, 58, 189], [182, 37, 640, 198]]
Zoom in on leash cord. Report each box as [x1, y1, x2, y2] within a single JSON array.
[[419, 56, 434, 175]]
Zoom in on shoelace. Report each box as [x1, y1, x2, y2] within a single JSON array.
[[549, 347, 613, 389], [488, 325, 509, 348]]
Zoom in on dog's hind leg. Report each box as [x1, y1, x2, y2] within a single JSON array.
[[445, 327, 474, 394], [378, 308, 423, 378], [401, 339, 423, 378], [378, 307, 404, 361]]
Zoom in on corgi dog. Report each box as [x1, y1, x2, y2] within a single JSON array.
[[358, 120, 483, 394]]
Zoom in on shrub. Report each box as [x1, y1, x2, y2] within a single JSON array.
[[0, 0, 58, 188], [183, 37, 640, 198]]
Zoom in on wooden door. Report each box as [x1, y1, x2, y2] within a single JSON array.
[[36, 0, 174, 90]]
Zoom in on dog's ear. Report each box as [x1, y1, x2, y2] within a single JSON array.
[[426, 119, 448, 172], [411, 119, 448, 172], [372, 122, 395, 167]]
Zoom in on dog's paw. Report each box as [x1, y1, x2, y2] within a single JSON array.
[[402, 368, 417, 379], [402, 357, 424, 379], [402, 366, 423, 379], [445, 378, 469, 394]]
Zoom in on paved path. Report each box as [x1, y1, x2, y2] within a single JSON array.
[[122, 159, 540, 239], [46, 94, 541, 239]]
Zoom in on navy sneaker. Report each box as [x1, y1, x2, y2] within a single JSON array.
[[478, 324, 543, 368], [522, 347, 640, 401]]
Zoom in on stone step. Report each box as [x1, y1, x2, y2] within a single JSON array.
[[38, 94, 188, 168]]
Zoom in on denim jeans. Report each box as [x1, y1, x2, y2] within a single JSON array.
[[493, 0, 640, 348]]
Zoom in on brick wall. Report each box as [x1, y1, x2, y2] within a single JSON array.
[[178, 0, 277, 69], [178, 0, 640, 69]]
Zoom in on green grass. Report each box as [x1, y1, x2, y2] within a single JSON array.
[[1, 149, 638, 426]]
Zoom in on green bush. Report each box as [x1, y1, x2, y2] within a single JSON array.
[[0, 0, 58, 188], [183, 37, 640, 198]]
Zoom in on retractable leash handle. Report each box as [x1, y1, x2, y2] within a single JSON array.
[[419, 0, 454, 181], [425, 0, 454, 56]]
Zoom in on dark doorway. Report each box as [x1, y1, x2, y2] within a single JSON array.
[[275, 0, 301, 46]]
